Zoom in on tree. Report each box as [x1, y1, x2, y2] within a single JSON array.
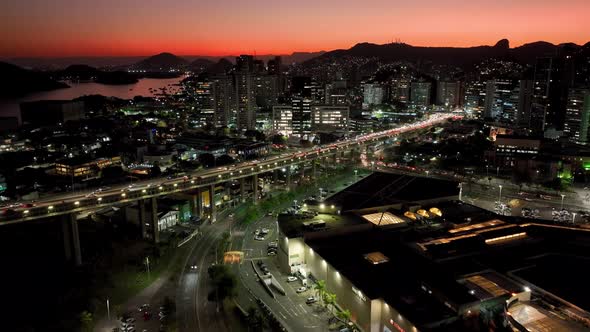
[[337, 309, 352, 325], [216, 154, 234, 166], [324, 292, 337, 313], [150, 161, 162, 177], [314, 280, 327, 306], [246, 307, 266, 331], [79, 311, 93, 332], [198, 153, 216, 168], [207, 265, 237, 309]]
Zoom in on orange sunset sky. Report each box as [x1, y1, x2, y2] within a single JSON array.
[[1, 0, 589, 57]]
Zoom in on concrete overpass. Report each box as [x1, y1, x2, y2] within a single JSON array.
[[0, 113, 460, 264]]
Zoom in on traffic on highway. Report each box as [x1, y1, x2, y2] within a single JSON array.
[[0, 113, 459, 223]]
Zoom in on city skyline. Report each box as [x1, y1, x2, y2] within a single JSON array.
[[1, 0, 589, 57]]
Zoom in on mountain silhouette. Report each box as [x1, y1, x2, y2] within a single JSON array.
[[133, 52, 188, 71], [304, 39, 589, 68], [0, 61, 68, 97]]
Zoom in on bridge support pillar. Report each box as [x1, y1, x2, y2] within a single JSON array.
[[253, 174, 259, 203], [139, 199, 147, 239], [62, 214, 82, 266], [286, 167, 292, 191], [190, 191, 202, 219], [311, 161, 317, 179], [61, 216, 72, 262], [240, 178, 246, 202], [150, 197, 159, 244], [209, 184, 216, 223]]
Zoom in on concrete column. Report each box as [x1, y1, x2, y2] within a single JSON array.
[[311, 161, 317, 179], [139, 199, 147, 239], [196, 188, 203, 218], [150, 197, 159, 244], [61, 216, 72, 262], [69, 214, 82, 266], [253, 174, 259, 203], [286, 167, 292, 190], [240, 178, 246, 202], [209, 184, 217, 223]]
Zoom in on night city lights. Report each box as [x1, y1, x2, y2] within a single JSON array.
[[0, 1, 589, 331]]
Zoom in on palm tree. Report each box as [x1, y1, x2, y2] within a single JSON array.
[[314, 280, 327, 305], [337, 309, 352, 325], [324, 292, 337, 313], [79, 311, 93, 332]]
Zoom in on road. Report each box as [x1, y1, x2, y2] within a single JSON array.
[[177, 210, 239, 332], [0, 113, 459, 224]]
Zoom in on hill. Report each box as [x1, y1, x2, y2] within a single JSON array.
[[304, 39, 588, 68], [0, 61, 69, 97], [57, 65, 138, 84], [133, 52, 188, 71]]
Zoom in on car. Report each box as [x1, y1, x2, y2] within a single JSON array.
[[296, 286, 307, 293], [267, 251, 276, 256], [305, 297, 317, 305], [287, 276, 298, 282], [191, 264, 198, 270], [261, 228, 270, 234], [255, 235, 265, 241], [268, 242, 278, 248], [254, 229, 261, 235]]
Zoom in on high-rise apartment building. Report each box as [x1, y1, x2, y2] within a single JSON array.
[[410, 81, 431, 108], [362, 83, 385, 109], [564, 88, 590, 144]]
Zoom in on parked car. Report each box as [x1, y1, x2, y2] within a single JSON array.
[[267, 251, 276, 256], [305, 297, 317, 305], [287, 276, 298, 282], [296, 286, 307, 293]]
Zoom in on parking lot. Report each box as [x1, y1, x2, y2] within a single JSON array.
[[236, 215, 332, 331]]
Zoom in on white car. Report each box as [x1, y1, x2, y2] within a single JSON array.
[[255, 235, 265, 241], [261, 228, 270, 234], [287, 276, 298, 282], [296, 286, 307, 293]]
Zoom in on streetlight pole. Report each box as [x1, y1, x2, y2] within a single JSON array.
[[145, 256, 151, 280], [459, 182, 463, 201], [572, 212, 577, 224], [560, 194, 565, 210], [106, 298, 110, 321], [498, 185, 503, 203]]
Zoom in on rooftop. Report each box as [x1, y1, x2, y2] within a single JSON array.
[[326, 172, 459, 211]]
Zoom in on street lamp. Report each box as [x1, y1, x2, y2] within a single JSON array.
[[498, 185, 503, 203], [560, 194, 565, 210], [458, 182, 463, 201], [572, 212, 577, 224], [106, 298, 111, 321], [145, 257, 151, 280]]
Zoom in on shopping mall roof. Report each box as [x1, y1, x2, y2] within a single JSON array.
[[326, 172, 459, 211], [306, 228, 475, 326]]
